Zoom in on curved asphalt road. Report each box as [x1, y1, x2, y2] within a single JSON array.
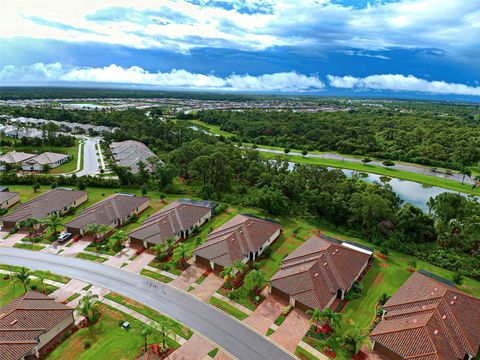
[[0, 248, 294, 360]]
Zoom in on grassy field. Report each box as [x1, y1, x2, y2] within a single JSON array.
[[189, 119, 480, 196], [47, 304, 180, 360], [209, 297, 249, 320], [104, 292, 192, 339]]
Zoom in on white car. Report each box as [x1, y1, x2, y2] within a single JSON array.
[[57, 232, 72, 243]]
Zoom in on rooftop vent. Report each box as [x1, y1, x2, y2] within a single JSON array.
[[323, 262, 328, 266], [450, 301, 455, 305], [453, 296, 458, 300], [413, 319, 417, 324], [314, 273, 319, 277], [430, 292, 435, 296], [433, 330, 439, 335], [421, 305, 426, 310], [442, 315, 447, 320], [10, 319, 17, 326]]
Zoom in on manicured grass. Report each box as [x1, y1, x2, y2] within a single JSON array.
[[32, 270, 70, 284], [266, 328, 275, 336], [13, 243, 45, 251], [209, 297, 249, 321], [75, 252, 107, 263], [295, 346, 322, 360], [47, 304, 180, 360], [0, 274, 58, 307], [195, 274, 207, 285], [66, 293, 81, 302], [274, 314, 286, 327], [140, 269, 174, 283], [85, 242, 117, 256], [208, 348, 219, 358], [104, 292, 192, 339], [82, 284, 92, 291]]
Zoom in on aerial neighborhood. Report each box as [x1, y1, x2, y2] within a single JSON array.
[[1, 91, 480, 360]]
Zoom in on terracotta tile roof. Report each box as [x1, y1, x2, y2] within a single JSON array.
[[370, 272, 480, 360], [128, 199, 214, 245], [0, 291, 74, 360], [0, 188, 87, 224], [193, 214, 281, 268], [270, 236, 371, 310], [65, 194, 149, 230]]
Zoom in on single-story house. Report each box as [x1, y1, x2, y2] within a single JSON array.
[[0, 290, 75, 360], [0, 151, 35, 170], [21, 152, 69, 171], [370, 271, 480, 360], [64, 194, 150, 238], [109, 140, 162, 173], [128, 198, 216, 249], [270, 235, 372, 311], [193, 214, 281, 272], [0, 191, 20, 209], [0, 188, 88, 230]]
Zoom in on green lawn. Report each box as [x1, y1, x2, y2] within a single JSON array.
[[0, 273, 58, 307], [140, 269, 174, 283], [104, 292, 192, 339], [47, 304, 180, 360], [13, 243, 45, 251], [31, 270, 70, 284], [209, 297, 249, 320], [75, 252, 107, 263], [189, 119, 479, 196]]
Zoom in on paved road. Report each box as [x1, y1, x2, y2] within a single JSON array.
[[76, 136, 101, 176], [0, 248, 294, 360]]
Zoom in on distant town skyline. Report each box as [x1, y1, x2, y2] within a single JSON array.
[[1, 0, 479, 99]]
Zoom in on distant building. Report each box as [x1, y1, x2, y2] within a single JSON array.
[[65, 194, 150, 238], [21, 152, 69, 171], [193, 214, 281, 271], [128, 199, 216, 249], [0, 291, 75, 360], [0, 188, 88, 230], [0, 191, 20, 209], [370, 271, 480, 360], [270, 236, 372, 311], [109, 140, 161, 173], [0, 152, 35, 170]]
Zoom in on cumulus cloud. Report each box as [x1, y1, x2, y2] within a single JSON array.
[[0, 63, 325, 92], [327, 74, 480, 96]]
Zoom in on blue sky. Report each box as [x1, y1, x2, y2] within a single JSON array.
[[1, 0, 479, 99]]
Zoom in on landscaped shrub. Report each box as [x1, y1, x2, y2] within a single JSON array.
[[83, 339, 92, 349], [376, 306, 384, 317], [378, 293, 390, 305], [352, 281, 363, 293], [157, 252, 169, 261], [162, 263, 171, 271], [8, 227, 17, 235], [262, 246, 272, 257], [282, 305, 293, 316]]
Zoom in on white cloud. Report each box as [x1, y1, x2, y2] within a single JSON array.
[[1, 0, 479, 57], [0, 63, 325, 92], [327, 74, 480, 96]]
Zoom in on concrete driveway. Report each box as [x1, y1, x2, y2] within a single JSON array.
[[59, 240, 90, 257], [123, 252, 155, 273], [243, 294, 287, 334], [270, 308, 310, 353], [170, 264, 205, 291], [104, 247, 136, 268], [167, 334, 215, 360], [189, 274, 224, 302], [50, 278, 88, 302], [0, 233, 26, 247], [1, 247, 295, 360]]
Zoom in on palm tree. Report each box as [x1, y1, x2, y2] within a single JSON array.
[[161, 237, 176, 254], [154, 318, 175, 351], [76, 291, 99, 324], [152, 244, 164, 260], [243, 269, 268, 295], [84, 223, 110, 240], [220, 266, 235, 283], [108, 229, 127, 252], [139, 323, 153, 353], [320, 308, 342, 330], [15, 267, 31, 292], [172, 242, 194, 268], [18, 217, 39, 238], [306, 308, 323, 330], [8, 265, 16, 299], [43, 213, 63, 238], [232, 260, 247, 277], [341, 325, 369, 355]]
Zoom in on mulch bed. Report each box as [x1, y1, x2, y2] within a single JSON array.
[[377, 254, 388, 260], [406, 268, 415, 273], [352, 351, 368, 360], [135, 344, 174, 360]]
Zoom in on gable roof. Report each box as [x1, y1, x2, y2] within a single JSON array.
[[0, 191, 18, 204], [0, 151, 35, 164], [0, 188, 87, 224], [271, 236, 371, 310], [65, 194, 149, 230], [109, 140, 161, 173], [0, 291, 74, 360], [193, 214, 281, 268], [22, 152, 69, 166], [371, 272, 480, 360], [128, 199, 215, 245]]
